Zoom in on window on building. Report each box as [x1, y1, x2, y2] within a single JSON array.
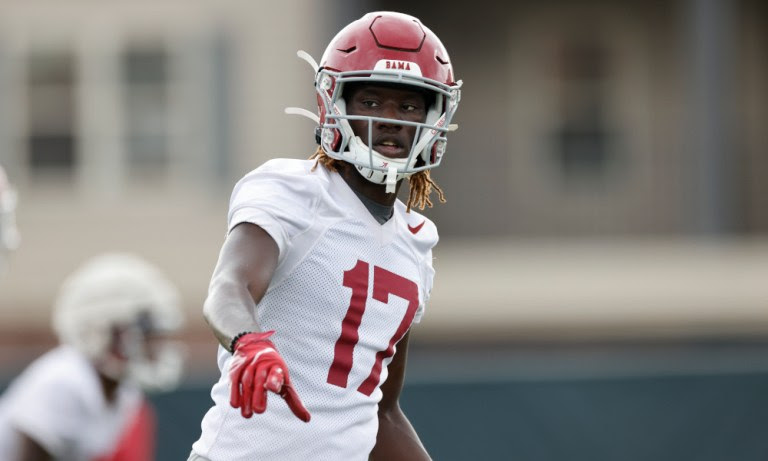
[[550, 36, 616, 185], [121, 43, 169, 179], [26, 49, 77, 175]]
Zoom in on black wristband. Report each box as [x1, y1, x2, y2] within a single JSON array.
[[229, 331, 253, 353]]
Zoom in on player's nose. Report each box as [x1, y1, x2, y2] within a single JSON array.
[[375, 103, 403, 130], [380, 101, 403, 121]]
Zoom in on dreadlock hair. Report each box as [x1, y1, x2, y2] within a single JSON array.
[[309, 146, 446, 213]]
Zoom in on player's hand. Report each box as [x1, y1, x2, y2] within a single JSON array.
[[228, 331, 311, 422]]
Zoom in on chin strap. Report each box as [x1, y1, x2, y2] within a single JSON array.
[[385, 166, 398, 194]]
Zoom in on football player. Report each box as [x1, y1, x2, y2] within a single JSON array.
[[189, 11, 461, 461], [0, 253, 185, 461]]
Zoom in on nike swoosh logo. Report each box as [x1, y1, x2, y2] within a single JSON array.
[[408, 220, 425, 234]]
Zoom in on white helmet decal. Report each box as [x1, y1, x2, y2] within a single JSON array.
[[373, 59, 423, 77]]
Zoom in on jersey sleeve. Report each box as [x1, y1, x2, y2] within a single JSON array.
[[228, 160, 320, 259]]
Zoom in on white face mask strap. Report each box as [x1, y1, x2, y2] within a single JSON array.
[[385, 166, 398, 193]]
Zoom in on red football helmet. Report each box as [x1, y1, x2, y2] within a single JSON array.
[[313, 12, 462, 190]]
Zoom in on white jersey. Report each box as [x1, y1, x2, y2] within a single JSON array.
[[192, 159, 438, 461], [0, 345, 142, 461]]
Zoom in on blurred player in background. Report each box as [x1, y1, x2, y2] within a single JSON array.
[[190, 11, 461, 461], [0, 252, 185, 461], [0, 164, 20, 273]]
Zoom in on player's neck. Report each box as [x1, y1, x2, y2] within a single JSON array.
[[98, 372, 121, 404], [337, 162, 402, 207]]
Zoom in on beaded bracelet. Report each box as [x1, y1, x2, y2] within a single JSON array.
[[229, 331, 253, 353]]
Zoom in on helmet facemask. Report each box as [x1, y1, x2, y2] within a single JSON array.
[[285, 12, 461, 193], [98, 309, 186, 392], [316, 69, 460, 193]]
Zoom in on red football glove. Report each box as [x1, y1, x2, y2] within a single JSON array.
[[228, 331, 311, 422]]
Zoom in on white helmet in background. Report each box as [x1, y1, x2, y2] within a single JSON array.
[[0, 165, 20, 260], [52, 252, 186, 391]]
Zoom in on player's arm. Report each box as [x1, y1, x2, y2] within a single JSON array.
[[369, 331, 431, 461], [15, 431, 53, 461], [203, 222, 278, 348], [203, 221, 310, 422]]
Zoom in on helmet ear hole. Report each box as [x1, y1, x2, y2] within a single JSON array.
[[413, 99, 443, 164], [430, 137, 447, 164], [320, 127, 343, 152], [332, 97, 350, 151]]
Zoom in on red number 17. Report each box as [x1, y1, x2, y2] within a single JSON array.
[[326, 260, 419, 396]]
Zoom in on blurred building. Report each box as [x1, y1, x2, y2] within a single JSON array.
[[0, 0, 766, 352], [389, 0, 767, 236], [0, 0, 349, 336], [1, 2, 767, 460], [374, 0, 768, 342]]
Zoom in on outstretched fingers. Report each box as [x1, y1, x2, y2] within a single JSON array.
[[240, 359, 256, 418], [251, 362, 310, 422], [251, 362, 271, 414], [228, 336, 311, 422], [281, 384, 311, 422], [265, 366, 285, 393], [228, 358, 246, 412]]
